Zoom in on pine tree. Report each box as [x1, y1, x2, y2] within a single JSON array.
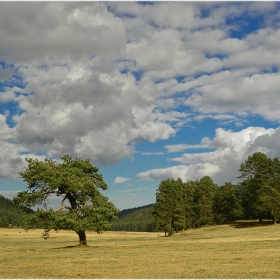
[[152, 178, 186, 235], [238, 152, 274, 222], [256, 157, 280, 224], [183, 180, 196, 228], [13, 155, 118, 246], [213, 182, 243, 223], [193, 176, 217, 227]]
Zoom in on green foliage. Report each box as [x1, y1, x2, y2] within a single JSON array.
[[120, 152, 280, 233], [213, 182, 243, 223], [13, 155, 119, 245], [0, 195, 15, 209], [238, 152, 280, 223], [167, 227, 174, 236], [0, 195, 30, 228], [112, 204, 155, 232], [183, 180, 197, 228], [153, 178, 186, 235], [257, 183, 280, 223], [193, 176, 217, 227]]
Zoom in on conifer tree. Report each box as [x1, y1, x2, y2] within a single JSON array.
[[256, 157, 280, 224], [153, 178, 186, 235], [183, 180, 196, 228], [238, 152, 274, 222], [193, 176, 217, 226], [213, 182, 243, 223]]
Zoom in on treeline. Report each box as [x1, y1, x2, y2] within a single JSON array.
[[2, 152, 280, 233], [0, 195, 30, 227], [153, 152, 280, 235], [111, 204, 155, 232]]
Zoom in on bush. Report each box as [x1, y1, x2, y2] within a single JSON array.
[[168, 227, 174, 236]]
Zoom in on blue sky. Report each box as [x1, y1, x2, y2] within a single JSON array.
[[2, 2, 280, 210]]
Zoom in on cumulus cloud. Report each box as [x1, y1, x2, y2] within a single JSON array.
[[1, 2, 280, 183], [114, 176, 131, 184], [0, 2, 126, 63], [0, 65, 14, 81], [138, 127, 279, 185], [1, 59, 177, 167]]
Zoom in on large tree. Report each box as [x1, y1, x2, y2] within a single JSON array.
[[152, 178, 185, 235], [183, 180, 196, 229], [193, 176, 217, 227], [213, 182, 243, 223], [238, 152, 280, 223], [13, 155, 118, 246]]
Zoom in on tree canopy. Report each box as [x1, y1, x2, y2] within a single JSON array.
[[151, 152, 280, 236], [7, 151, 280, 238], [238, 152, 280, 223], [153, 178, 186, 235], [13, 155, 118, 246]]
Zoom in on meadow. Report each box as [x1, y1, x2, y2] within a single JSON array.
[[1, 221, 280, 278]]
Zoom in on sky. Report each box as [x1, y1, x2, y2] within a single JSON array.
[[2, 1, 280, 210]]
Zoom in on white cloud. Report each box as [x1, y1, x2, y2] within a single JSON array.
[[0, 60, 176, 167], [138, 163, 221, 183], [178, 70, 280, 121], [138, 126, 279, 185], [114, 176, 131, 184], [140, 152, 164, 156], [165, 143, 212, 153], [109, 193, 154, 210], [0, 65, 14, 81], [1, 2, 280, 185], [0, 2, 126, 63]]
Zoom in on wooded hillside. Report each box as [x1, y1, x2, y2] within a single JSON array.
[[111, 204, 155, 232], [0, 195, 27, 227]]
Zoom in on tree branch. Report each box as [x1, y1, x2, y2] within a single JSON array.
[[56, 196, 71, 212]]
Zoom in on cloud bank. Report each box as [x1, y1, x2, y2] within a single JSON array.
[[1, 2, 280, 185]]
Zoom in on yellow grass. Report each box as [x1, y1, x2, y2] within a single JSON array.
[[1, 221, 280, 278]]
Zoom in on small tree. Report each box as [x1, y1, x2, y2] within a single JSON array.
[[13, 155, 118, 246]]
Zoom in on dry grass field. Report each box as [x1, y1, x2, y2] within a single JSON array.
[[1, 221, 280, 278]]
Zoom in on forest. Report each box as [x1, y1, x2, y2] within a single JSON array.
[[152, 152, 280, 235], [1, 152, 280, 233], [0, 195, 30, 227], [113, 152, 280, 234]]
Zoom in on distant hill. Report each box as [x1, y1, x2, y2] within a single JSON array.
[[0, 195, 27, 227], [111, 204, 156, 232]]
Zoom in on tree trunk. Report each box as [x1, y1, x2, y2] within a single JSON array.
[[272, 214, 277, 225], [77, 230, 87, 246]]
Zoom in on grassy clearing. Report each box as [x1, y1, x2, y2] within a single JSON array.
[[1, 221, 280, 278]]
